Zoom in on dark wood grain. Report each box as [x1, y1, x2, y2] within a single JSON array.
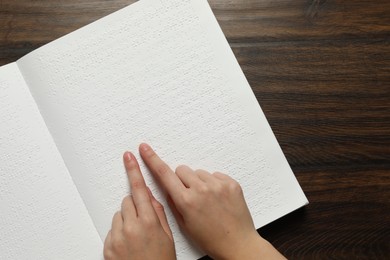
[[1, 0, 389, 259]]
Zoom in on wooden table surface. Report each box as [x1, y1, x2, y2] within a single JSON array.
[[1, 0, 389, 259]]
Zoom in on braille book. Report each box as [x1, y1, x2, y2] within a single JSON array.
[[0, 0, 308, 259]]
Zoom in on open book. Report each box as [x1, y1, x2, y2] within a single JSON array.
[[0, 0, 308, 259]]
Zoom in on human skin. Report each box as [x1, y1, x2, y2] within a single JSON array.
[[104, 143, 286, 260], [103, 151, 176, 260]]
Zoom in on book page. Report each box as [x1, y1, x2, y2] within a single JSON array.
[[0, 63, 103, 259], [17, 0, 308, 258]]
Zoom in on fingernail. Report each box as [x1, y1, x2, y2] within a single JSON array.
[[125, 151, 132, 161], [140, 143, 151, 152]]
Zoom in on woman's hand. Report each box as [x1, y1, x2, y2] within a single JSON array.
[[103, 151, 176, 260], [139, 143, 286, 260]]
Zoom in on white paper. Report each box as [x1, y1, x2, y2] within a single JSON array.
[[16, 0, 308, 259], [0, 63, 103, 259]]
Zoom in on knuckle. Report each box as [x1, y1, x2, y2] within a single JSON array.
[[228, 180, 242, 193], [214, 182, 224, 193], [103, 249, 113, 260], [131, 180, 145, 190], [198, 184, 210, 194], [175, 164, 187, 173], [180, 194, 194, 208], [111, 236, 125, 252], [123, 225, 134, 238], [141, 216, 158, 228]]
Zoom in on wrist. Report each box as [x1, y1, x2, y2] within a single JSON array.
[[215, 232, 286, 260]]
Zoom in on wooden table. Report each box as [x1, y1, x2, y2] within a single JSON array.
[[1, 0, 389, 259]]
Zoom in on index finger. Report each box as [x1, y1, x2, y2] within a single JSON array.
[[123, 151, 156, 217], [139, 143, 185, 201]]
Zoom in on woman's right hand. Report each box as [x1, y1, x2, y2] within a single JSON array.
[[139, 143, 286, 260]]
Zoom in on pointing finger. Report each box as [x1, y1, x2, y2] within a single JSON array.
[[139, 143, 185, 203]]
